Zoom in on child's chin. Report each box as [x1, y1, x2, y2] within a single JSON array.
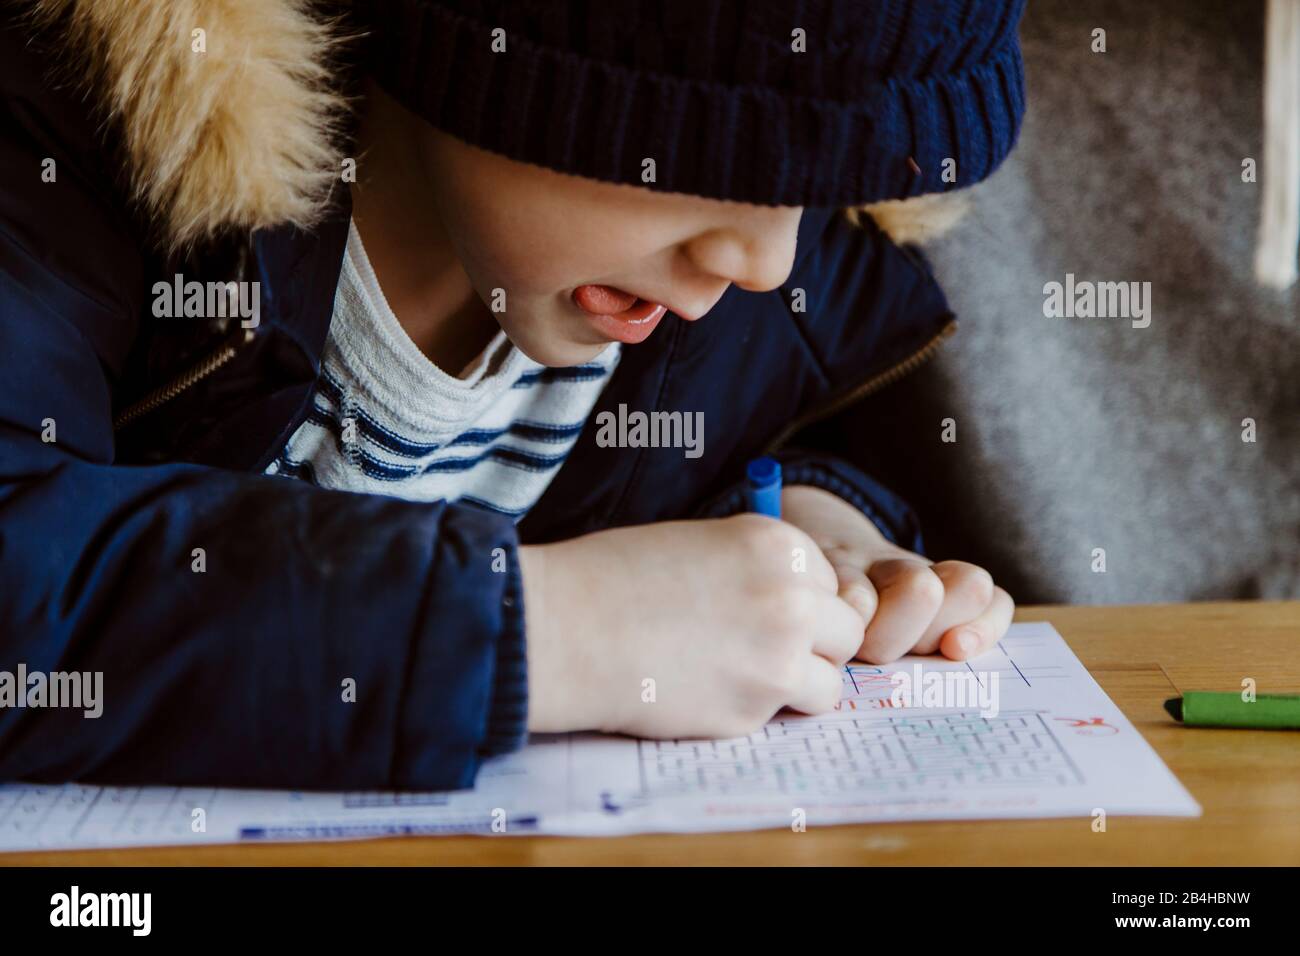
[[509, 334, 608, 369]]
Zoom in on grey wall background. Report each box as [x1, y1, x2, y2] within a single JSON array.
[[848, 0, 1299, 604]]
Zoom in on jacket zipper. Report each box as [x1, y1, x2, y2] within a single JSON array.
[[112, 327, 255, 430], [764, 317, 957, 453]]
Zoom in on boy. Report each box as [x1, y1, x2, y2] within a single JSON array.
[[0, 0, 1024, 790]]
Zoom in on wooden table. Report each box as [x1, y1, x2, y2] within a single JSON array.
[[6, 601, 1299, 866]]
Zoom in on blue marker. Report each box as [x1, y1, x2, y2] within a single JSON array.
[[744, 456, 782, 518]]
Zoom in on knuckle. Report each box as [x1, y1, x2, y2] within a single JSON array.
[[762, 588, 814, 639], [765, 649, 806, 699], [935, 561, 993, 606], [948, 564, 995, 606], [896, 566, 946, 607], [842, 580, 878, 618], [735, 515, 795, 556], [743, 646, 795, 697], [830, 606, 865, 646]]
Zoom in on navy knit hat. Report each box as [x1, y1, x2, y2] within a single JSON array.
[[358, 0, 1026, 208]]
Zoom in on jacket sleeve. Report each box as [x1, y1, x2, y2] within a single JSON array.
[[692, 449, 926, 554], [0, 228, 529, 791]]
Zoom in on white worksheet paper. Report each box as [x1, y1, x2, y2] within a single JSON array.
[[0, 622, 1199, 850]]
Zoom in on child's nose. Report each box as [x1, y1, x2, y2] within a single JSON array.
[[681, 209, 802, 293]]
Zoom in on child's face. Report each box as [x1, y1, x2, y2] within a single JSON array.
[[419, 128, 803, 366]]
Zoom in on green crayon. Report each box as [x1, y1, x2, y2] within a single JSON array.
[[1164, 692, 1300, 730]]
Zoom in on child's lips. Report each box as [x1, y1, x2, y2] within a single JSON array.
[[571, 283, 668, 344]]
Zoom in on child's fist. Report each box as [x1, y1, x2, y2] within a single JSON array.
[[519, 514, 865, 739], [780, 485, 1014, 665]]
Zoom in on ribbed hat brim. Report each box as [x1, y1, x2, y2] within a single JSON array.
[[364, 0, 1027, 207]]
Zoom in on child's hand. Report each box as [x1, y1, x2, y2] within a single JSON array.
[[780, 485, 1014, 665], [519, 515, 865, 739]]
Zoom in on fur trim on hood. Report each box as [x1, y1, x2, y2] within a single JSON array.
[[28, 0, 350, 251]]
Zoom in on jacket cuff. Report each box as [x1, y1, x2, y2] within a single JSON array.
[[391, 506, 530, 789], [693, 450, 925, 553], [478, 548, 529, 758]]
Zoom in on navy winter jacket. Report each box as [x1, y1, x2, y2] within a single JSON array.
[[0, 11, 956, 790]]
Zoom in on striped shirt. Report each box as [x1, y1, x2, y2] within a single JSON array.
[[266, 221, 620, 518]]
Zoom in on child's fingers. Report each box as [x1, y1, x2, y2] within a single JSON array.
[[810, 591, 873, 665], [826, 552, 878, 624], [786, 653, 846, 715], [856, 558, 945, 663], [768, 518, 841, 595], [937, 586, 1015, 661], [911, 561, 995, 655]]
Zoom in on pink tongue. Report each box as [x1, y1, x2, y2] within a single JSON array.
[[573, 284, 638, 315]]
